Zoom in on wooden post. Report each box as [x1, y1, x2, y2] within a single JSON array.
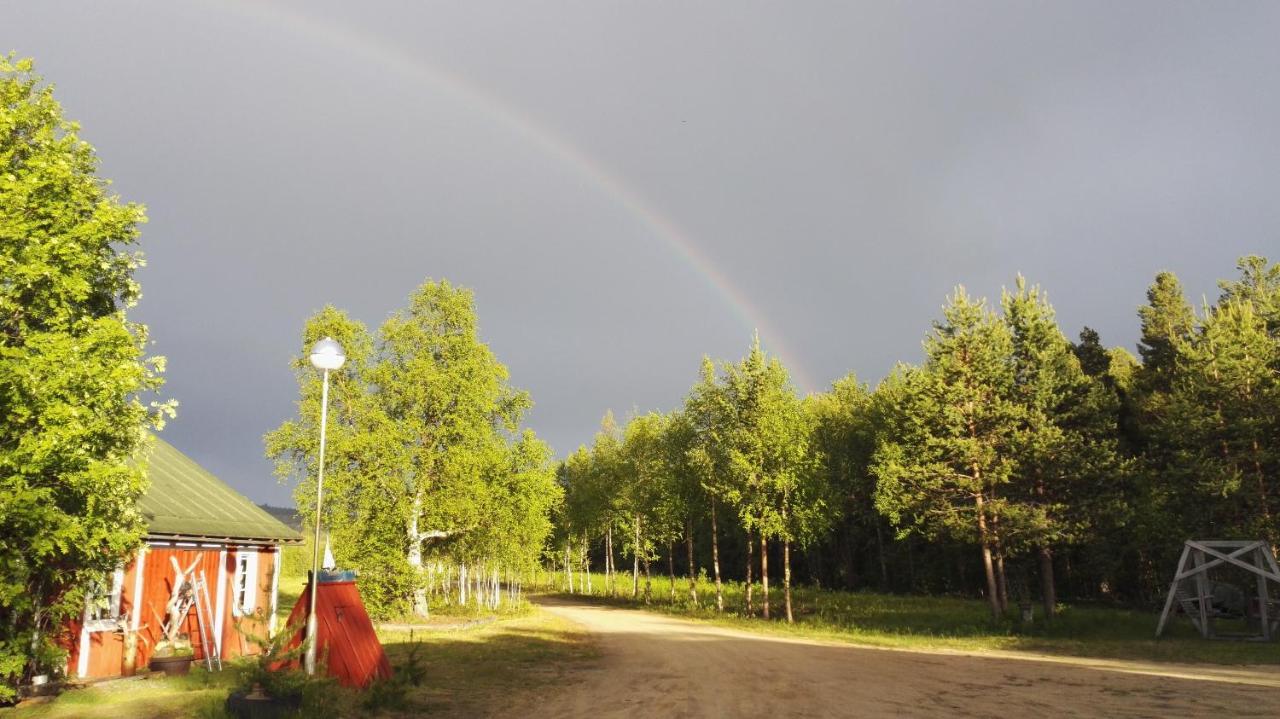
[[1156, 543, 1191, 638], [1255, 545, 1272, 641], [1193, 548, 1211, 638]]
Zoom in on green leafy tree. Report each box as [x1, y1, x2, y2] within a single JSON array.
[[662, 411, 706, 606], [806, 375, 884, 589], [719, 334, 815, 621], [267, 281, 556, 617], [0, 57, 171, 697], [264, 308, 417, 615], [619, 412, 670, 603], [683, 357, 732, 610]]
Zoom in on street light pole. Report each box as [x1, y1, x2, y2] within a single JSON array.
[[304, 337, 344, 676]]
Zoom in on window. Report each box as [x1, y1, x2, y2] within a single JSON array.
[[233, 550, 258, 616], [84, 567, 125, 631]]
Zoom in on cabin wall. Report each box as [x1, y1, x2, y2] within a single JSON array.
[[66, 542, 283, 680]]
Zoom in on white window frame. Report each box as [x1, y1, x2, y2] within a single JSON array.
[[83, 567, 125, 632], [232, 550, 259, 617]]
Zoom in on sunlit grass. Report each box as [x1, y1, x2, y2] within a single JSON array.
[[377, 610, 596, 716], [545, 572, 1280, 665], [2, 608, 592, 719], [0, 667, 238, 719]]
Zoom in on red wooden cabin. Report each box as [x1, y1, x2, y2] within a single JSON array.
[[65, 439, 301, 679]]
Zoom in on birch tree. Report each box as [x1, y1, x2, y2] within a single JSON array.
[[268, 280, 556, 617]]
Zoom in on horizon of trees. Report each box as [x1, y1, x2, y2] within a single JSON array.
[[554, 256, 1280, 622]]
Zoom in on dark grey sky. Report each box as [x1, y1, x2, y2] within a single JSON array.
[[8, 1, 1279, 505]]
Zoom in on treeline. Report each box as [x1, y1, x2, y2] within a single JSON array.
[[555, 256, 1280, 622], [267, 280, 561, 619]]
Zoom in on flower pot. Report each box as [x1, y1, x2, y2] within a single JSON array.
[[148, 654, 194, 676]]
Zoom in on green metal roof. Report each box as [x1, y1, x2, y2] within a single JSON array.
[[135, 437, 302, 544]]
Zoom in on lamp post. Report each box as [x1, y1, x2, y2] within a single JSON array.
[[305, 336, 345, 676]]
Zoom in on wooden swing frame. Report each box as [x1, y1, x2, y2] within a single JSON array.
[[1155, 540, 1280, 641]]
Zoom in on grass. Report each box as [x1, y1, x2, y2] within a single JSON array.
[[2, 579, 593, 719], [377, 609, 595, 716], [0, 669, 238, 719], [547, 572, 1280, 665], [0, 613, 592, 718]]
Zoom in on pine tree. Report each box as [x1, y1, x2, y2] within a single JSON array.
[[872, 289, 1022, 620], [1137, 271, 1196, 387], [1002, 278, 1124, 618], [1072, 327, 1111, 379]]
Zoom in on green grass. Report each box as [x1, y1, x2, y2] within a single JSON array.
[[2, 601, 593, 719], [548, 572, 1280, 665], [1, 668, 238, 719], [376, 609, 595, 716]]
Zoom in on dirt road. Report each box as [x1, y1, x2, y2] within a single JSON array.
[[515, 599, 1280, 718]]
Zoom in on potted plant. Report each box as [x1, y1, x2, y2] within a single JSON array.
[[148, 636, 195, 676]]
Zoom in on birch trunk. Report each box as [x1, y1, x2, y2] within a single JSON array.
[[745, 529, 754, 615], [667, 544, 676, 603], [761, 535, 770, 620], [408, 491, 428, 616], [606, 525, 614, 596], [686, 517, 698, 607], [643, 556, 652, 605], [783, 539, 793, 624], [632, 515, 641, 599], [585, 535, 593, 595], [711, 500, 723, 611]]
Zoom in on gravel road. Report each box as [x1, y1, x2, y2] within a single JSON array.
[[511, 598, 1280, 718]]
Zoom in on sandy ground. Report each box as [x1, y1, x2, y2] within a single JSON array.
[[508, 598, 1280, 719]]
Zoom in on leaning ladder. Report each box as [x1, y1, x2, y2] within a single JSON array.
[[192, 571, 222, 671]]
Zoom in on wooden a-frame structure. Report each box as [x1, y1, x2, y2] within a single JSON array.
[[1155, 540, 1280, 640]]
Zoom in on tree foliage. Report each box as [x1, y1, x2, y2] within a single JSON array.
[[0, 57, 171, 697], [266, 281, 559, 618], [553, 256, 1278, 620]]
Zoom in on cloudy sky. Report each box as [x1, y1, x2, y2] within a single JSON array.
[[8, 1, 1278, 505]]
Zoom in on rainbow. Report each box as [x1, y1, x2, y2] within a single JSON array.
[[211, 1, 817, 391]]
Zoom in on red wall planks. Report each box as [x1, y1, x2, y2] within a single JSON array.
[[64, 543, 281, 680]]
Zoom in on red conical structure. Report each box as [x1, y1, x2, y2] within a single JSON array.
[[283, 573, 392, 688]]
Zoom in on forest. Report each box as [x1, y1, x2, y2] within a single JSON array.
[[554, 257, 1280, 622]]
